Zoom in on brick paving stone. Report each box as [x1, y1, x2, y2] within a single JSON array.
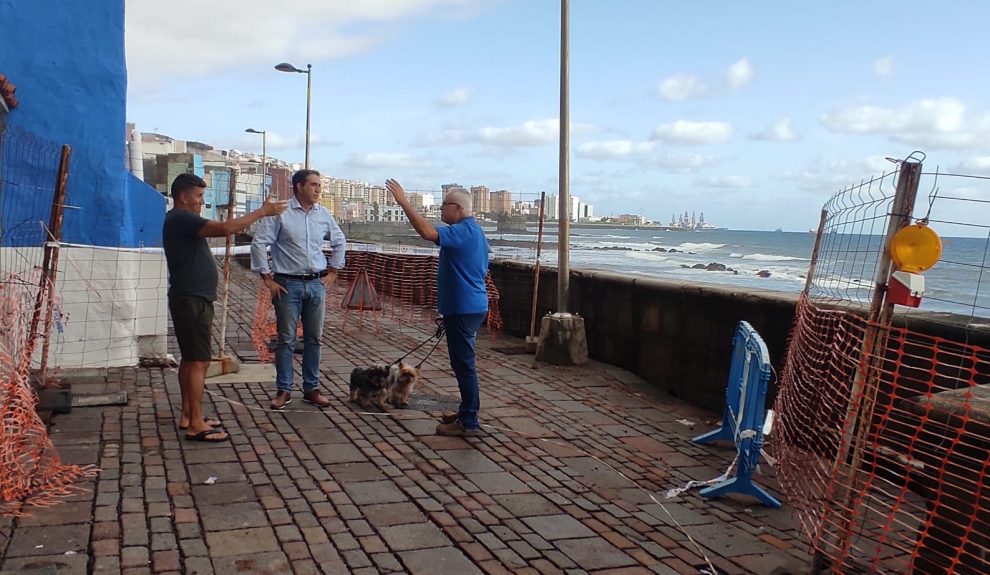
[[380, 522, 452, 551], [682, 523, 776, 557], [152, 549, 181, 572], [492, 493, 561, 517], [200, 502, 269, 531], [399, 547, 485, 575], [121, 546, 150, 568], [187, 462, 247, 484], [151, 533, 177, 551], [554, 537, 637, 570], [370, 552, 405, 572], [1, 554, 91, 573], [523, 515, 596, 540], [312, 443, 369, 465], [5, 524, 90, 557], [439, 449, 502, 473], [325, 461, 388, 482], [343, 480, 409, 505], [92, 520, 121, 541], [14, 501, 93, 526], [212, 552, 290, 575], [93, 556, 122, 573], [466, 471, 532, 494], [191, 481, 257, 505], [639, 501, 718, 527], [290, 559, 322, 575], [342, 549, 374, 569], [205, 527, 280, 557], [491, 546, 529, 569]]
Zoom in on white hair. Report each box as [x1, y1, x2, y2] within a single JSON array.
[[445, 189, 473, 214]]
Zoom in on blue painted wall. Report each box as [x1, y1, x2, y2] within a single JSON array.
[[0, 0, 164, 248]]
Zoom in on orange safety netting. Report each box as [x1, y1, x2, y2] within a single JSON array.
[[772, 295, 990, 574], [251, 251, 503, 361], [1, 275, 97, 516]]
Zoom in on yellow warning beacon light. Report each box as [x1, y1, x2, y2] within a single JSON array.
[[887, 222, 942, 307]]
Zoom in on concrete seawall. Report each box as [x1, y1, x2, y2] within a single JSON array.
[[489, 259, 990, 413]]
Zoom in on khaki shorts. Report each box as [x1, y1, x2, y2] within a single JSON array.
[[168, 295, 214, 361]]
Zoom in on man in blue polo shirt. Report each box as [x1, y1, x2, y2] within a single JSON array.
[[386, 178, 489, 436]]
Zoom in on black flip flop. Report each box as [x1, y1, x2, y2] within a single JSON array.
[[184, 429, 229, 443], [179, 417, 222, 430]]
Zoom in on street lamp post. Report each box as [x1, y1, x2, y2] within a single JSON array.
[[534, 0, 588, 367], [557, 0, 570, 313], [245, 128, 267, 197], [274, 62, 312, 169]]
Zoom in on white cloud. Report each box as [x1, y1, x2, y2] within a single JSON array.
[[575, 140, 722, 172], [726, 59, 753, 90], [657, 73, 706, 101], [874, 56, 894, 77], [576, 140, 655, 160], [700, 175, 752, 189], [652, 121, 734, 145], [344, 152, 432, 169], [478, 119, 560, 146], [783, 155, 899, 196], [821, 97, 990, 149], [650, 152, 723, 172], [475, 119, 594, 147], [125, 0, 492, 90], [951, 156, 990, 175], [415, 118, 593, 148], [436, 87, 473, 108], [749, 118, 797, 142]]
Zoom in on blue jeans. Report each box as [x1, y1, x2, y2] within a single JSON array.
[[273, 277, 325, 393], [444, 313, 487, 430]]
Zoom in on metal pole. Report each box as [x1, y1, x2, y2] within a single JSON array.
[[35, 145, 71, 385], [305, 64, 312, 169], [557, 0, 570, 313], [529, 191, 547, 339], [261, 131, 267, 199], [802, 209, 829, 296], [217, 169, 237, 362]]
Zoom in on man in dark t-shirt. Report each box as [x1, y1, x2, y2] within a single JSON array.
[[163, 173, 286, 442]]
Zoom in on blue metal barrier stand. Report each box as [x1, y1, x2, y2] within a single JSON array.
[[693, 322, 783, 508]]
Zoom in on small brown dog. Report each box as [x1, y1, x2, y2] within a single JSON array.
[[349, 365, 390, 410], [385, 362, 419, 408]]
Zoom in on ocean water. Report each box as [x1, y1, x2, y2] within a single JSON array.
[[485, 227, 990, 318]]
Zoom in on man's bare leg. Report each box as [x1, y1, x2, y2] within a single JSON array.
[[178, 360, 220, 429], [180, 360, 226, 440]]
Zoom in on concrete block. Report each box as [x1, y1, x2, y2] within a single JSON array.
[[535, 313, 589, 366]]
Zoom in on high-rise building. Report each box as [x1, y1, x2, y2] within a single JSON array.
[[490, 190, 512, 214], [544, 194, 559, 220], [470, 185, 490, 214]]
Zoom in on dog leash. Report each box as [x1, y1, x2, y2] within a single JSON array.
[[396, 316, 446, 369]]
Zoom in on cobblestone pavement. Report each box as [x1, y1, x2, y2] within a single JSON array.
[[1, 266, 809, 574]]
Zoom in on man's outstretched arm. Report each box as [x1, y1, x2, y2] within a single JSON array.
[[199, 196, 287, 238], [386, 179, 438, 243]]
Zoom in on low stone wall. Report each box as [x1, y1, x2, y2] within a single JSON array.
[[489, 259, 990, 413], [489, 260, 798, 411]]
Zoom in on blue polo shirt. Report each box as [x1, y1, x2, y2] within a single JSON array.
[[436, 217, 489, 315]]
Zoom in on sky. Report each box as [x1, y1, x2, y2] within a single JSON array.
[[125, 0, 990, 232]]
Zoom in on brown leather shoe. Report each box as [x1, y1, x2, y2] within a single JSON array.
[[303, 389, 331, 408], [435, 420, 480, 437], [270, 391, 292, 410]]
